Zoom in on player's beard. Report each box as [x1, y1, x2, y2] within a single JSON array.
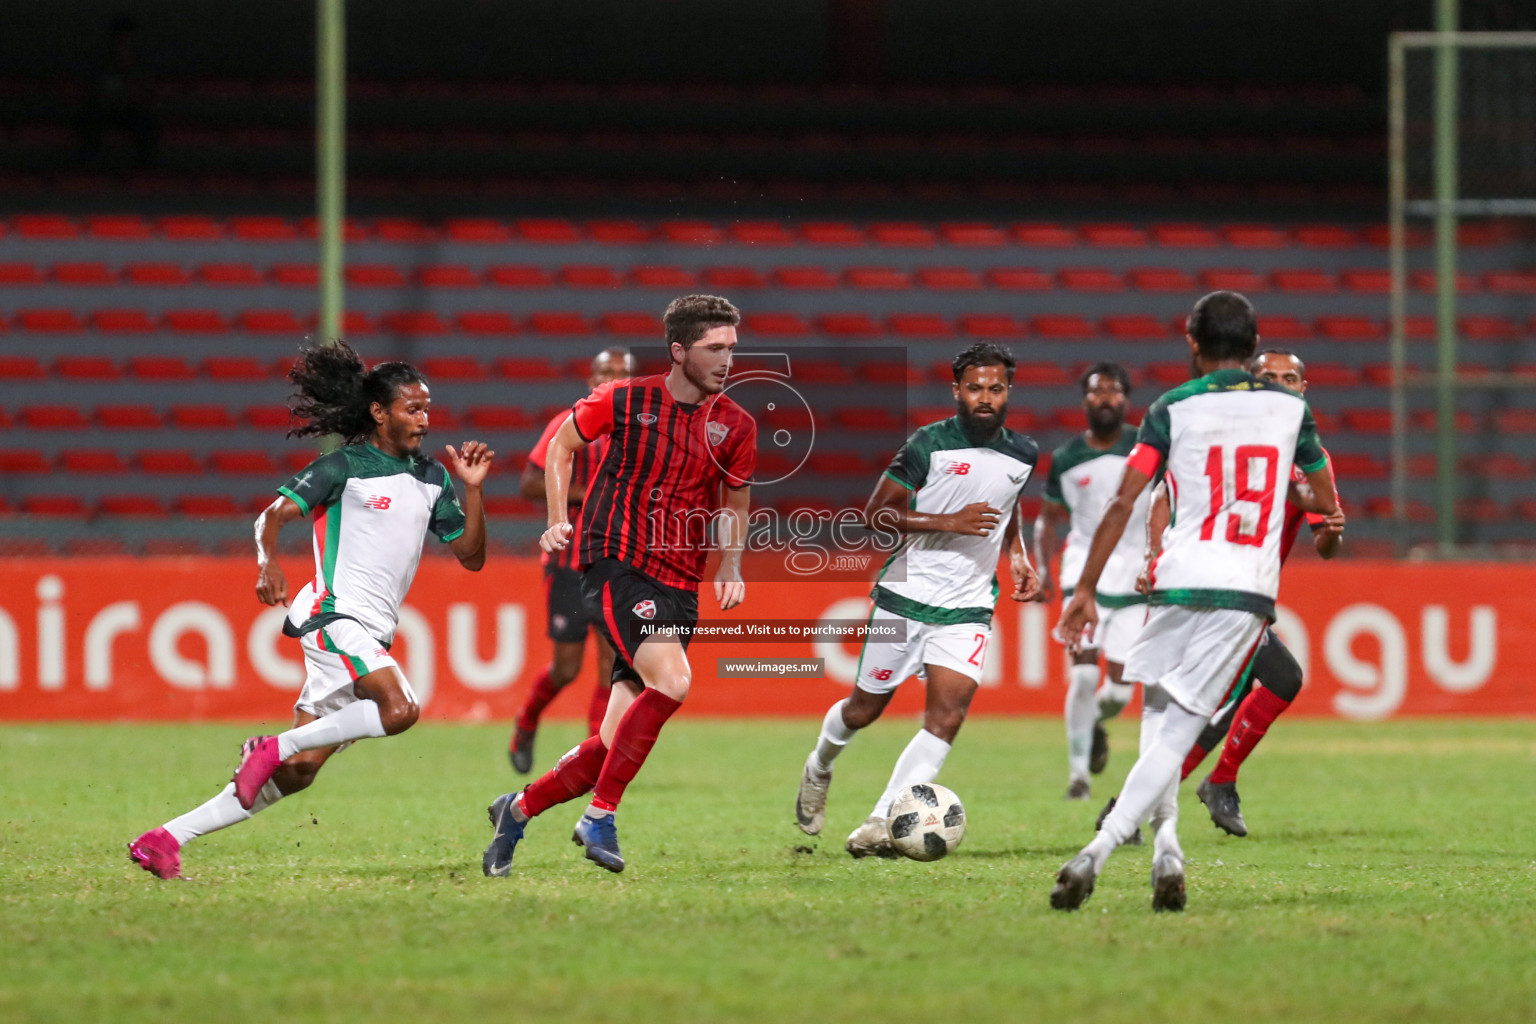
[[958, 400, 1006, 441], [1087, 403, 1123, 437], [681, 355, 725, 396]]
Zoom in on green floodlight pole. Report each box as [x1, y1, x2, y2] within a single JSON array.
[[1433, 0, 1459, 550], [317, 0, 345, 346]]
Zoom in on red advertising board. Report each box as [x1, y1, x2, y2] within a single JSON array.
[[0, 557, 1525, 720]]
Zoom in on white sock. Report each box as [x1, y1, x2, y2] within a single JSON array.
[[811, 699, 856, 774], [872, 729, 951, 818], [1150, 776, 1183, 862], [1084, 701, 1207, 871], [1097, 680, 1134, 722], [162, 780, 282, 846], [276, 699, 387, 759], [1139, 685, 1165, 757], [1065, 664, 1100, 781]]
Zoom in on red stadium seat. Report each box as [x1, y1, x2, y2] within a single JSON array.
[[1360, 363, 1396, 386], [204, 357, 270, 380], [15, 215, 79, 239], [870, 222, 936, 247], [99, 495, 169, 517], [88, 215, 152, 240], [808, 452, 872, 475], [1484, 271, 1536, 294], [298, 217, 369, 243], [529, 312, 592, 335], [380, 311, 448, 334], [55, 356, 121, 379], [1301, 363, 1360, 387], [1081, 224, 1148, 247], [170, 405, 238, 430], [231, 216, 297, 242], [801, 222, 866, 246], [91, 309, 156, 332], [19, 309, 84, 332], [282, 450, 316, 473], [1459, 316, 1519, 339], [0, 356, 46, 379], [23, 496, 89, 517], [1256, 316, 1312, 339], [988, 268, 1052, 291], [124, 263, 190, 286], [0, 449, 52, 472], [632, 266, 698, 289], [1201, 269, 1267, 292], [729, 221, 795, 246], [210, 451, 279, 475], [745, 313, 810, 335], [1014, 363, 1073, 386], [1144, 363, 1190, 385], [0, 262, 44, 285], [518, 218, 581, 244], [1341, 409, 1393, 433], [1222, 224, 1289, 247], [1492, 410, 1536, 433], [834, 409, 905, 432], [159, 215, 224, 240], [455, 312, 520, 335], [53, 261, 115, 285], [421, 357, 487, 380], [794, 360, 855, 384], [960, 314, 1025, 336], [487, 265, 554, 288], [346, 265, 406, 288], [497, 357, 560, 380], [1059, 267, 1124, 291], [468, 406, 535, 430], [1103, 315, 1169, 338], [1012, 223, 1077, 246], [1032, 315, 1095, 338], [887, 314, 953, 336], [1410, 270, 1476, 294], [818, 314, 881, 336], [23, 405, 89, 429], [774, 267, 839, 289], [135, 451, 201, 475], [240, 310, 305, 334], [176, 496, 244, 516], [847, 267, 912, 290], [198, 263, 263, 286], [341, 310, 376, 334], [1409, 410, 1478, 432], [1327, 453, 1388, 478], [1294, 224, 1360, 247], [917, 267, 982, 290], [1309, 410, 1340, 433], [1341, 268, 1391, 293], [447, 218, 510, 243], [561, 265, 624, 289], [862, 363, 925, 385], [704, 267, 767, 290], [1272, 269, 1337, 293], [1460, 454, 1530, 480], [1317, 316, 1384, 339], [164, 309, 229, 333], [246, 406, 293, 429], [588, 221, 651, 245], [601, 312, 660, 335], [130, 356, 197, 380], [907, 406, 954, 429], [1455, 499, 1506, 523], [271, 263, 318, 287], [660, 221, 723, 246], [98, 405, 161, 429], [1128, 267, 1196, 292], [939, 223, 1008, 247], [1150, 224, 1220, 247]]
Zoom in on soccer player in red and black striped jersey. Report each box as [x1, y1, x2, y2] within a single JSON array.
[[508, 346, 637, 774], [483, 295, 756, 875]]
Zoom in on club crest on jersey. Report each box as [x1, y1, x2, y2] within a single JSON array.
[[945, 461, 971, 475], [706, 421, 730, 446], [637, 413, 658, 425], [363, 495, 392, 510], [632, 600, 657, 619]]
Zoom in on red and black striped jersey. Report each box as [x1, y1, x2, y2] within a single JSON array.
[[528, 409, 609, 570], [571, 374, 757, 590]]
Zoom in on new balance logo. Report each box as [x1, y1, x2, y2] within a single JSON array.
[[364, 495, 392, 510], [946, 462, 971, 475], [867, 667, 893, 681]]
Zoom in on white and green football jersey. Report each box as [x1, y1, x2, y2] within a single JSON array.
[[1135, 368, 1326, 620], [873, 416, 1039, 625], [278, 443, 467, 645], [1042, 433, 1149, 607]]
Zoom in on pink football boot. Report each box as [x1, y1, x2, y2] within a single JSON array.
[[232, 735, 282, 809], [128, 827, 182, 880]]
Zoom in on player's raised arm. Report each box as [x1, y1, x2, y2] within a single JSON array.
[[444, 440, 494, 571], [253, 495, 305, 606], [541, 416, 590, 553], [714, 484, 750, 611]]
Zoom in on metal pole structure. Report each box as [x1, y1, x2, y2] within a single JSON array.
[[1388, 35, 1408, 554], [317, 0, 345, 345], [1433, 0, 1459, 550]]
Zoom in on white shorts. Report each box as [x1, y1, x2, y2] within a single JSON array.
[[296, 618, 403, 718], [1121, 605, 1265, 718], [855, 605, 992, 693], [1053, 600, 1147, 665]]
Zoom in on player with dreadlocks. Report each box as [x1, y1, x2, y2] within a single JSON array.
[[129, 340, 492, 879]]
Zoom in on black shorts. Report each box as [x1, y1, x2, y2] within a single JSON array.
[[581, 557, 699, 686], [544, 564, 594, 644]]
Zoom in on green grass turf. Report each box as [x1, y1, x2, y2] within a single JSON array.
[[3, 717, 1535, 1023]]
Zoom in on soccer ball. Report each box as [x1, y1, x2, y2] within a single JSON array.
[[888, 783, 965, 862]]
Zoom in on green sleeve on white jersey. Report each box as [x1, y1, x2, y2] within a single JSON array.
[[1135, 399, 1172, 457], [884, 428, 935, 491], [430, 464, 468, 542], [1042, 444, 1067, 506], [1295, 404, 1326, 473], [278, 449, 349, 516]]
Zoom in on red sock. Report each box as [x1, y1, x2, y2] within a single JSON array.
[[518, 735, 608, 818], [1181, 741, 1213, 782], [1208, 687, 1291, 785], [515, 667, 562, 734], [589, 689, 682, 813], [586, 679, 611, 738]]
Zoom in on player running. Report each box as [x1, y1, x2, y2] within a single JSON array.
[[1172, 349, 1342, 835], [128, 341, 491, 879], [1033, 362, 1149, 800], [1050, 292, 1341, 912], [482, 295, 756, 876], [794, 342, 1041, 858], [509, 346, 638, 773]]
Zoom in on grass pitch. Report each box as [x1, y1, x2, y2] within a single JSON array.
[[3, 716, 1535, 1023]]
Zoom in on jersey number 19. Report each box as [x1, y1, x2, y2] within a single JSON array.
[[1200, 444, 1278, 548]]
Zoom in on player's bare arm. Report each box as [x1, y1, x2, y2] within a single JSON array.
[[1031, 499, 1069, 602], [1301, 462, 1345, 555], [1008, 498, 1042, 602], [1137, 481, 1170, 595], [1058, 464, 1151, 650], [520, 450, 589, 504], [861, 475, 1000, 537], [714, 484, 750, 611], [444, 440, 494, 571], [540, 416, 590, 553], [254, 495, 305, 606]]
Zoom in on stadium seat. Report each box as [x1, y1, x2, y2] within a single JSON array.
[[869, 222, 936, 247], [661, 221, 723, 246], [271, 263, 318, 287], [746, 313, 810, 335], [198, 263, 264, 286], [819, 314, 881, 336], [420, 357, 487, 380], [808, 452, 873, 475], [487, 265, 554, 288], [98, 405, 161, 429], [834, 409, 905, 432], [517, 218, 581, 244], [1059, 267, 1124, 291], [632, 266, 698, 288], [1492, 410, 1536, 433], [1301, 363, 1360, 387], [92, 309, 157, 332], [801, 222, 866, 246], [64, 538, 132, 556], [176, 495, 244, 517], [729, 221, 795, 246], [1341, 268, 1391, 293], [601, 312, 660, 335], [468, 406, 535, 430], [0, 262, 44, 285], [23, 405, 89, 429], [887, 314, 952, 336], [347, 265, 406, 288], [159, 214, 224, 240], [1317, 316, 1384, 339], [846, 267, 912, 290], [1012, 223, 1077, 246], [960, 314, 1025, 336], [137, 450, 204, 474], [246, 406, 292, 429], [231, 216, 298, 242], [496, 357, 560, 380], [1410, 270, 1476, 294], [238, 310, 305, 333], [1456, 499, 1507, 523], [1294, 224, 1359, 247], [204, 357, 270, 380], [18, 309, 84, 332], [164, 309, 229, 333], [529, 312, 592, 335], [99, 495, 169, 517], [1327, 453, 1388, 478], [282, 450, 317, 473], [0, 356, 46, 379], [705, 267, 768, 290], [774, 267, 839, 289], [23, 496, 89, 516], [55, 356, 121, 379], [124, 263, 190, 286], [1144, 362, 1189, 385], [52, 261, 115, 285], [416, 264, 479, 288], [939, 223, 1008, 247], [917, 267, 982, 290], [447, 218, 510, 243], [1128, 267, 1197, 292], [562, 265, 624, 288], [1081, 224, 1148, 247], [988, 268, 1052, 291], [298, 217, 369, 243], [1409, 410, 1478, 432], [0, 449, 51, 472], [1103, 315, 1169, 338], [1150, 224, 1220, 247], [1341, 409, 1393, 434], [1460, 454, 1530, 480], [1257, 316, 1312, 339], [482, 496, 540, 516], [1459, 316, 1519, 339], [456, 311, 520, 335], [170, 405, 238, 430], [1032, 315, 1095, 337], [1222, 224, 1289, 247], [130, 356, 197, 380], [210, 451, 280, 475], [588, 221, 651, 244], [1484, 271, 1536, 294], [1015, 363, 1074, 386], [1272, 269, 1337, 292], [380, 311, 449, 334], [88, 215, 153, 240], [1201, 269, 1267, 292], [15, 215, 79, 239]]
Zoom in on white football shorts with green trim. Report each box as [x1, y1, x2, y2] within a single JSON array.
[[296, 618, 404, 717], [855, 605, 993, 693]]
